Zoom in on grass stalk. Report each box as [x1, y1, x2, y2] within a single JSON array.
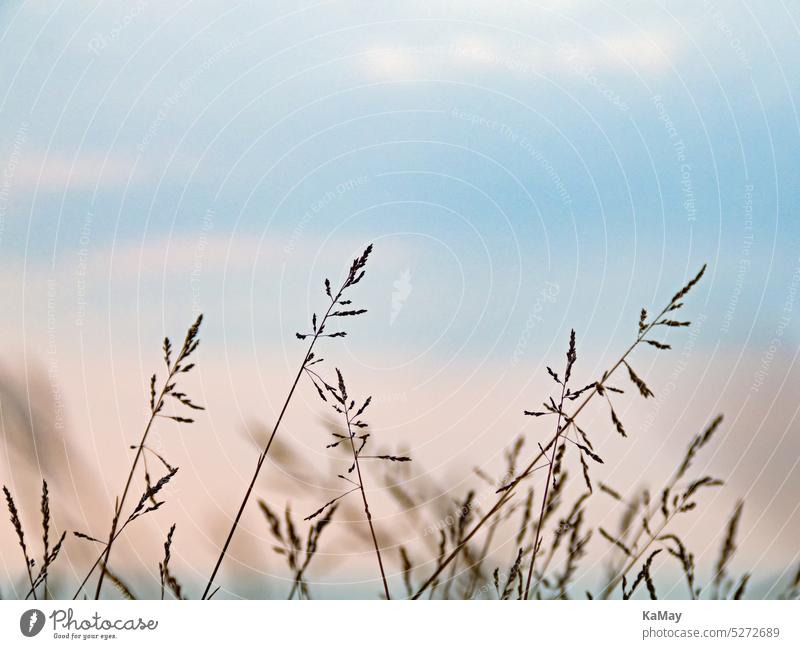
[[412, 266, 705, 599], [523, 331, 574, 600], [598, 415, 723, 599], [89, 315, 202, 599], [343, 397, 391, 599], [3, 486, 37, 599], [201, 246, 372, 599]]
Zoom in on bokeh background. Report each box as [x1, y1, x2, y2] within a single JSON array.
[[1, 0, 798, 598]]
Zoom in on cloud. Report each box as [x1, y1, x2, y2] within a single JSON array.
[[361, 47, 422, 78], [359, 25, 683, 82], [599, 31, 679, 72]]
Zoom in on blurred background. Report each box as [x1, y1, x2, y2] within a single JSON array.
[[0, 0, 798, 599]]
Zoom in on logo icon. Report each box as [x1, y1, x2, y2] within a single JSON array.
[[20, 609, 45, 637], [390, 269, 412, 325]]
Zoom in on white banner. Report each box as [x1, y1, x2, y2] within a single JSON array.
[[0, 600, 796, 648]]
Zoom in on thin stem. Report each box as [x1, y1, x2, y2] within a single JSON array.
[[344, 404, 391, 599], [411, 489, 514, 599], [528, 522, 561, 599], [601, 505, 676, 598], [200, 290, 342, 599], [264, 533, 301, 600], [287, 485, 359, 600], [22, 548, 37, 600], [71, 501, 146, 599], [442, 541, 460, 600], [287, 544, 313, 600], [42, 485, 49, 600], [527, 432, 587, 599], [338, 474, 361, 488], [524, 378, 568, 600], [287, 571, 304, 600]]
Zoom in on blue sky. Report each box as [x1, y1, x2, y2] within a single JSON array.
[[1, 1, 798, 362]]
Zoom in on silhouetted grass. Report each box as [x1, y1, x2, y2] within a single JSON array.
[[303, 368, 410, 599], [200, 245, 374, 599], [82, 315, 203, 599], [3, 255, 800, 601]]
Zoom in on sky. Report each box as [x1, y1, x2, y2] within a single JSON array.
[[0, 1, 799, 598]]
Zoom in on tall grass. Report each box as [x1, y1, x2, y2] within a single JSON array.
[[302, 368, 410, 599], [258, 499, 338, 600], [3, 252, 800, 601], [524, 329, 576, 600], [83, 315, 203, 599], [409, 264, 707, 598], [199, 245, 374, 599]]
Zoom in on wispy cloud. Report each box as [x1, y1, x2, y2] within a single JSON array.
[[360, 25, 684, 81]]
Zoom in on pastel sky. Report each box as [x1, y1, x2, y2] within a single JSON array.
[[1, 1, 799, 598]]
